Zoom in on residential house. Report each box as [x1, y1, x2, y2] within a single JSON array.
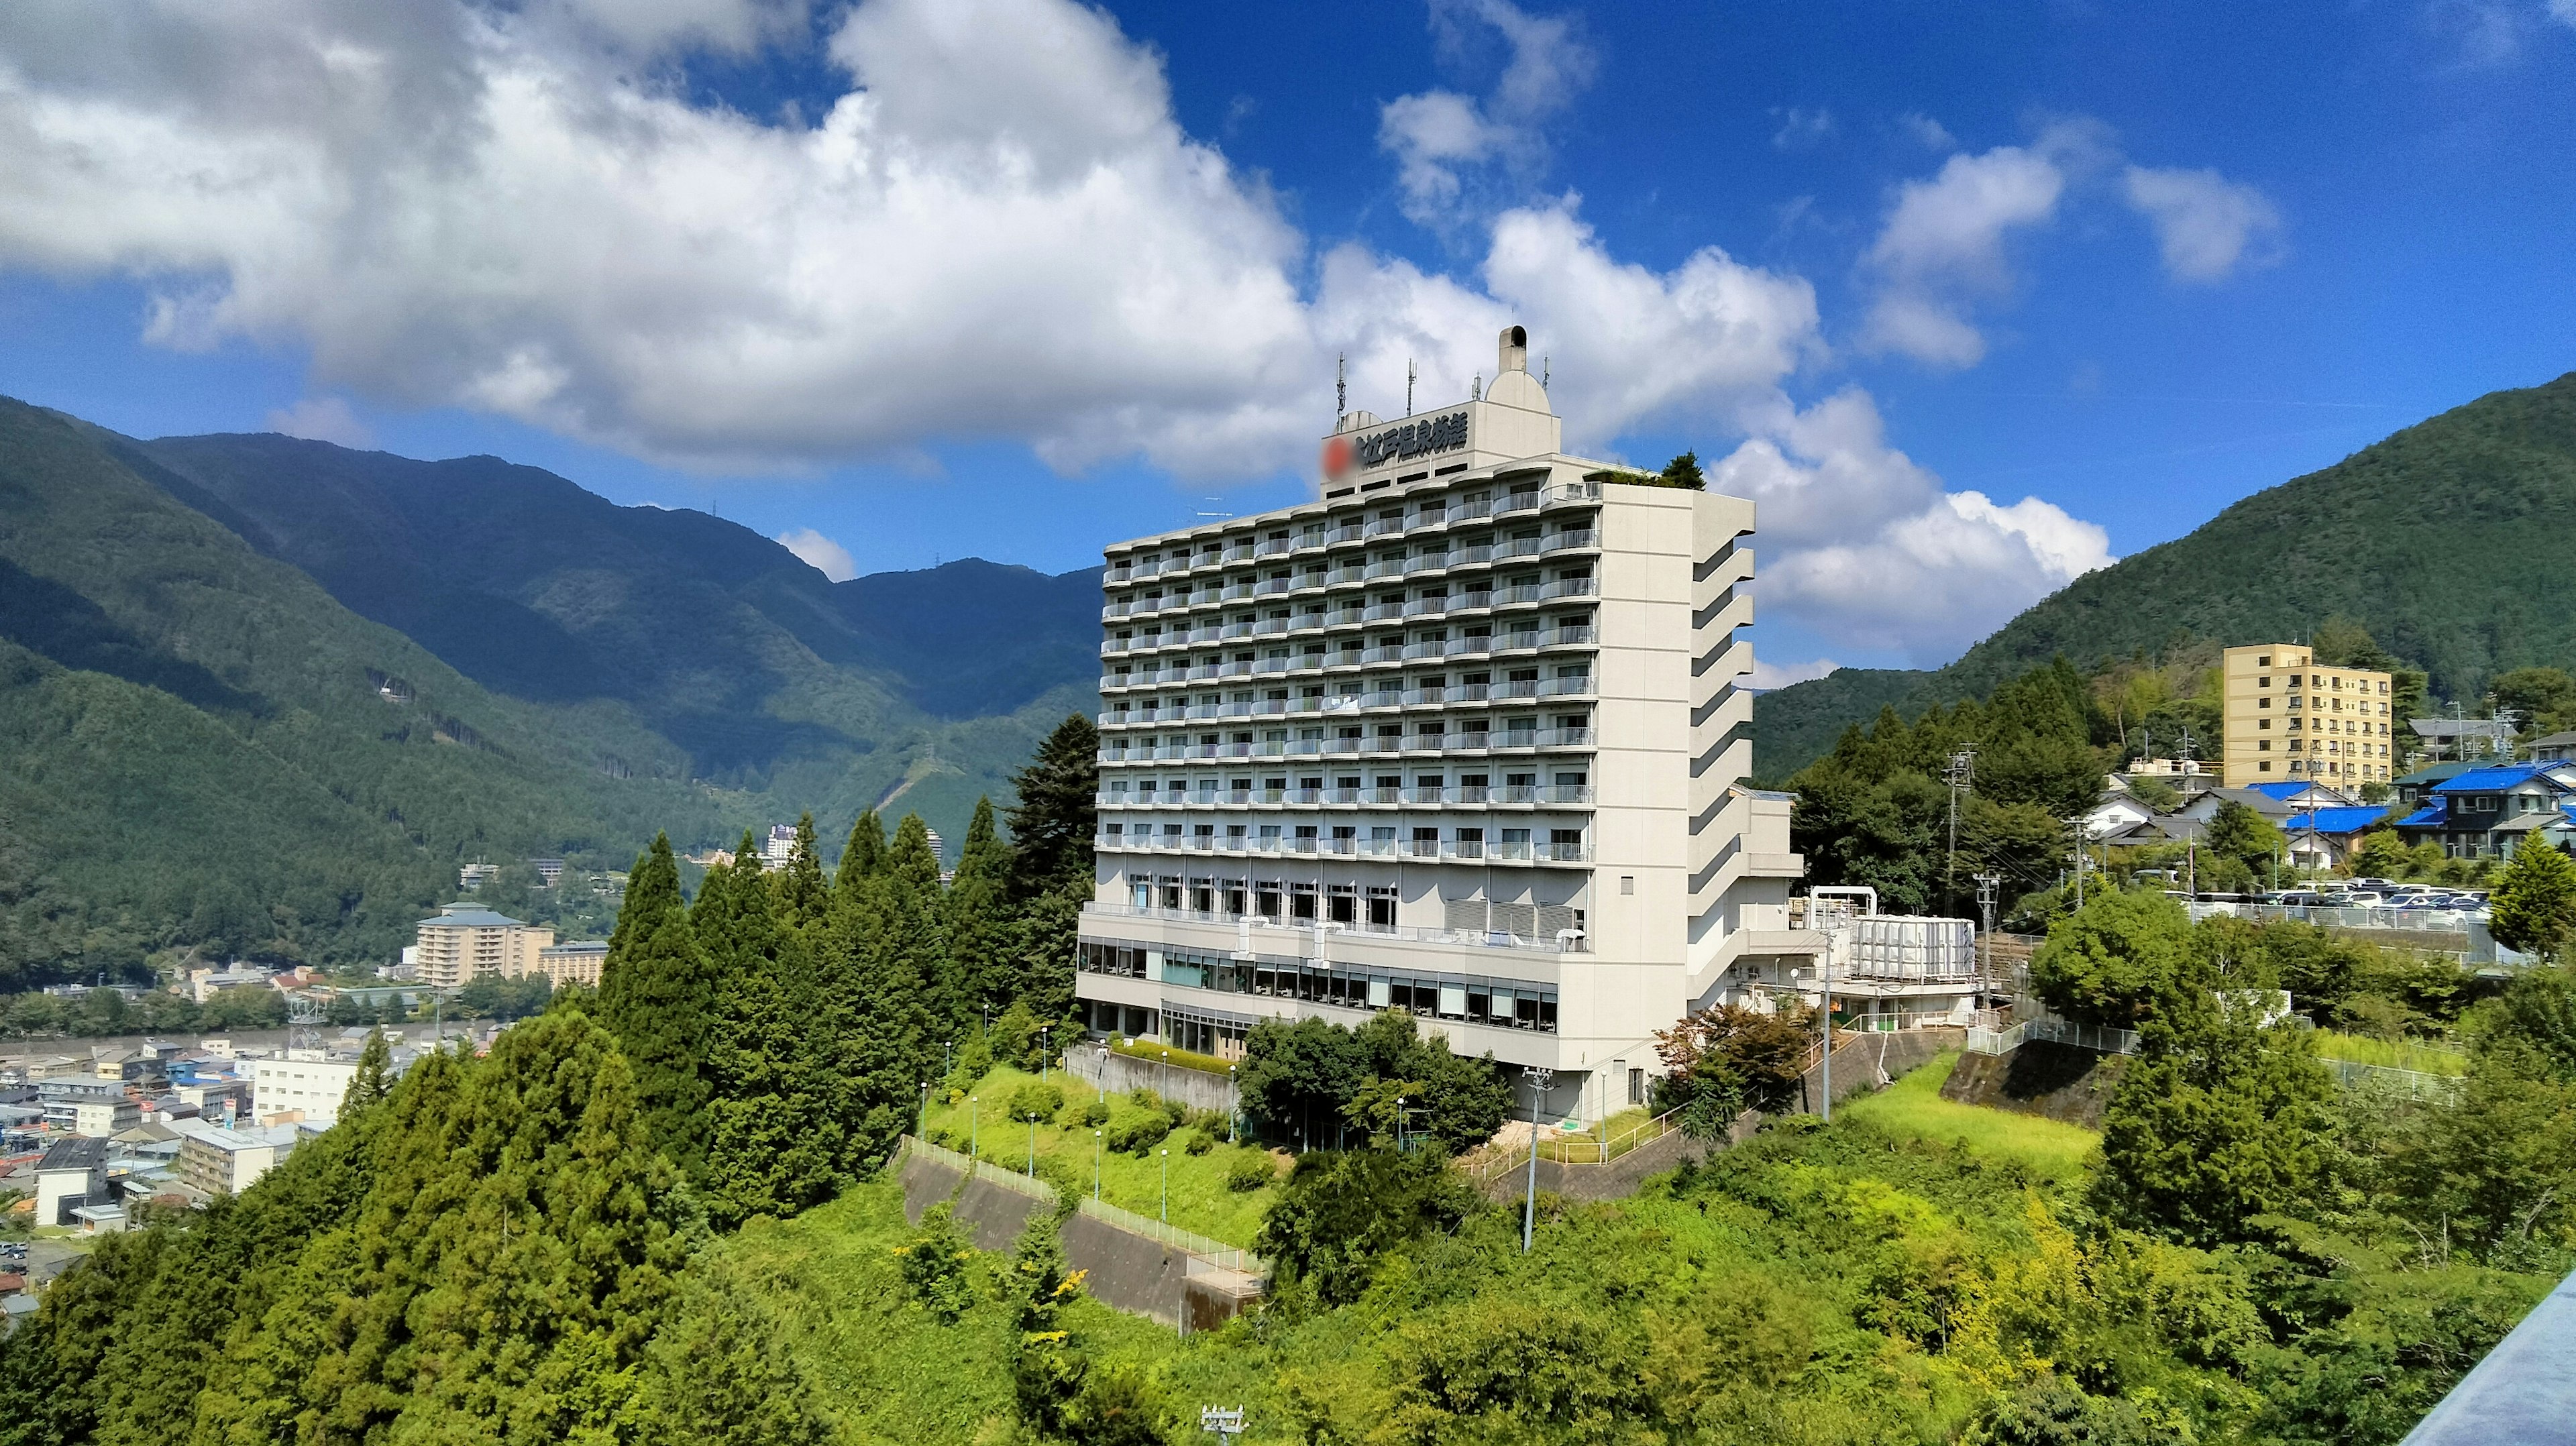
[[2394, 761, 2474, 809], [34, 1136, 108, 1226], [2391, 763, 2576, 859], [250, 1052, 366, 1129], [2279, 805, 2395, 870], [38, 1078, 138, 1137], [2528, 731, 2576, 765]]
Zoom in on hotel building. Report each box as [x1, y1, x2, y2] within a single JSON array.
[[1072, 327, 1825, 1123], [2220, 643, 2394, 789]]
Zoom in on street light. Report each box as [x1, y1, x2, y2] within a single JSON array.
[[1160, 1146, 1171, 1223], [1093, 1127, 1103, 1199], [969, 1095, 979, 1158], [1040, 1025, 1052, 1081], [1521, 1066, 1554, 1252], [1027, 1112, 1038, 1177]]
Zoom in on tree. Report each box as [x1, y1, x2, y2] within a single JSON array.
[[596, 833, 718, 1178], [1652, 1003, 1816, 1138], [834, 810, 884, 895], [2490, 835, 2576, 960], [1239, 1015, 1370, 1149], [2205, 799, 2284, 875], [2028, 890, 2201, 1028], [2349, 828, 2412, 881], [2092, 992, 2336, 1247], [948, 797, 1019, 1019], [771, 812, 829, 932], [1254, 1148, 1478, 1306], [697, 847, 845, 1226], [1657, 450, 1707, 490], [341, 1027, 393, 1116], [1006, 714, 1099, 899]]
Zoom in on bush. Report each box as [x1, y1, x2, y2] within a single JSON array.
[[893, 1204, 975, 1325], [951, 1036, 994, 1088], [1254, 1148, 1480, 1304], [1183, 1130, 1214, 1156], [1006, 1080, 1064, 1123], [1224, 1150, 1277, 1193], [1104, 1109, 1171, 1156], [1059, 1097, 1111, 1129]]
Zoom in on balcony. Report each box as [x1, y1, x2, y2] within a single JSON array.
[[1403, 596, 1449, 618], [1362, 558, 1406, 581], [1546, 529, 1599, 551], [1406, 552, 1451, 575], [1545, 577, 1598, 600], [1255, 537, 1294, 558], [1362, 602, 1407, 622], [1254, 577, 1294, 597], [1363, 518, 1406, 539], [1220, 544, 1256, 564], [1328, 524, 1365, 545]]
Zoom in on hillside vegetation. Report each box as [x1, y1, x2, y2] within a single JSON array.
[[0, 399, 1104, 978], [1756, 370, 2576, 776]]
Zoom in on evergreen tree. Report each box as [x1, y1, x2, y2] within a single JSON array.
[[598, 833, 718, 1178], [1005, 714, 1098, 899], [948, 797, 1019, 1019], [773, 812, 830, 933], [698, 847, 845, 1226], [341, 1027, 393, 1116], [834, 810, 885, 896], [2490, 835, 2576, 961]]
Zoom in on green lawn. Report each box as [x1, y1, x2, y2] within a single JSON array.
[[1833, 1051, 2101, 1181], [920, 1064, 1282, 1247], [2310, 1030, 2467, 1076]]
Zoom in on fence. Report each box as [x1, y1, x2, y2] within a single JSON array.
[[1965, 1022, 2465, 1101], [1061, 1044, 1238, 1113], [900, 1135, 1265, 1274], [2316, 1056, 2462, 1101]]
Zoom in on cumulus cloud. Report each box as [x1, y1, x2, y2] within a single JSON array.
[[2555, 0, 2576, 27], [266, 396, 373, 448], [1710, 390, 2113, 661], [1751, 657, 1839, 689], [1897, 112, 1957, 151], [1770, 107, 1835, 151], [1378, 0, 1595, 223], [2121, 165, 2284, 282], [1856, 139, 2070, 366], [775, 526, 858, 581]]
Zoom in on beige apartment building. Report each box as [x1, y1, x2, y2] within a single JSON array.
[[1074, 326, 1828, 1125], [2221, 643, 2394, 788], [530, 940, 608, 988], [412, 903, 553, 989]]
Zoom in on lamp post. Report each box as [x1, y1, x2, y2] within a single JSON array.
[[918, 1078, 928, 1143], [1040, 1025, 1052, 1081], [1521, 1066, 1554, 1252], [969, 1095, 979, 1158], [1027, 1113, 1038, 1177], [1228, 1064, 1239, 1144], [1093, 1128, 1103, 1199], [1160, 1147, 1170, 1223]]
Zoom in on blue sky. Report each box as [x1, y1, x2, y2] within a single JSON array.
[[1, 0, 2571, 679]]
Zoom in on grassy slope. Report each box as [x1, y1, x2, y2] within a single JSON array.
[[1754, 370, 2576, 777], [2310, 1030, 2469, 1075], [1833, 1052, 2102, 1181], [923, 1066, 1282, 1247]]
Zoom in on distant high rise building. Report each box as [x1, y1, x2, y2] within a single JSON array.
[[2221, 644, 2393, 789], [761, 824, 798, 872], [413, 903, 553, 989]]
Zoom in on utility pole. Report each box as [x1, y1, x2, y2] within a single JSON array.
[[1975, 873, 2002, 1001], [2067, 817, 2086, 911], [1521, 1066, 1555, 1252], [1944, 747, 1976, 917]]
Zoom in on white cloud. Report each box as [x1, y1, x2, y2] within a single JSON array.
[[1751, 656, 1839, 689], [2121, 165, 2283, 282], [775, 526, 858, 581], [1379, 0, 1595, 224], [2555, 0, 2576, 28], [265, 396, 372, 448], [1897, 112, 1957, 151], [1711, 390, 2113, 662], [1770, 107, 1835, 151], [1856, 141, 2066, 366]]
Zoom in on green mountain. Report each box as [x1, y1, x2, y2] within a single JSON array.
[[1755, 370, 2576, 776], [0, 400, 1104, 979]]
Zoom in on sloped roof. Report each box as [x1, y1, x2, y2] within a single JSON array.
[[417, 904, 526, 929], [2396, 761, 2474, 786], [2245, 781, 2330, 801], [36, 1137, 106, 1172], [2284, 806, 2393, 836], [2395, 803, 2448, 828], [2434, 764, 2555, 793]]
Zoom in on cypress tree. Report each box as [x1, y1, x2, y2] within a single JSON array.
[[1004, 714, 1098, 899], [699, 844, 844, 1226], [597, 832, 717, 1178], [948, 797, 1019, 1019], [773, 812, 830, 933], [825, 815, 946, 1166], [835, 810, 885, 896]]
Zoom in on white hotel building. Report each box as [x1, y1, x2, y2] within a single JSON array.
[[1073, 327, 1830, 1122]]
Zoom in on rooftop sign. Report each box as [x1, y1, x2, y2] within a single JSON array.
[[1322, 409, 1469, 481]]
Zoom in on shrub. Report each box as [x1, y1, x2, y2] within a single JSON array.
[[894, 1204, 975, 1325], [1183, 1130, 1214, 1156], [1255, 1148, 1479, 1304], [1224, 1151, 1277, 1193], [1104, 1109, 1171, 1156], [1059, 1097, 1111, 1129], [1007, 1080, 1064, 1123]]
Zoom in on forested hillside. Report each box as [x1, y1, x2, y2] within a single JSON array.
[[0, 399, 1104, 980], [1756, 370, 2576, 776]]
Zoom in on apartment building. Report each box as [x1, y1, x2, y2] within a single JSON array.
[[172, 1119, 300, 1197], [529, 940, 608, 988], [2220, 644, 2395, 789], [412, 903, 553, 989], [1073, 326, 1819, 1124], [251, 1051, 363, 1128]]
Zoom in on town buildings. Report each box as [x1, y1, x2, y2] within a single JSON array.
[[2220, 644, 2394, 789], [171, 1120, 301, 1197], [248, 1053, 363, 1129], [1072, 326, 1823, 1123], [413, 903, 553, 989], [531, 940, 608, 988], [2392, 762, 2576, 859], [33, 1137, 107, 1227]]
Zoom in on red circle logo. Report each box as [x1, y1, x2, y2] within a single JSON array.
[[1320, 434, 1354, 480]]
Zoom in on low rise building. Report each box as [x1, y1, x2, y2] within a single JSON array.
[[2391, 762, 2576, 860], [413, 904, 553, 989], [527, 940, 607, 988], [2220, 644, 2394, 789], [171, 1119, 301, 1197], [38, 1079, 138, 1137], [250, 1052, 364, 1129], [34, 1136, 107, 1227]]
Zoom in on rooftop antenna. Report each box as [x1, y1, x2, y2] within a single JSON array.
[[1335, 354, 1346, 422], [1542, 355, 1550, 388], [1406, 359, 1416, 416], [1472, 373, 1482, 400]]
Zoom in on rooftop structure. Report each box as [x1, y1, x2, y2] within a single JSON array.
[[2220, 644, 2393, 789], [1074, 325, 1817, 1123]]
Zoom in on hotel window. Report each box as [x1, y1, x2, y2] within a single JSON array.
[[1289, 883, 1319, 920], [1366, 886, 1397, 929]]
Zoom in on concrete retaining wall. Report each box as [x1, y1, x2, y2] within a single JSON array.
[[1803, 1027, 1961, 1113], [1061, 1047, 1237, 1113], [897, 1148, 1260, 1333], [1940, 1040, 2126, 1128]]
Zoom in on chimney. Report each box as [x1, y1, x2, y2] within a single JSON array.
[[1498, 324, 1529, 376]]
